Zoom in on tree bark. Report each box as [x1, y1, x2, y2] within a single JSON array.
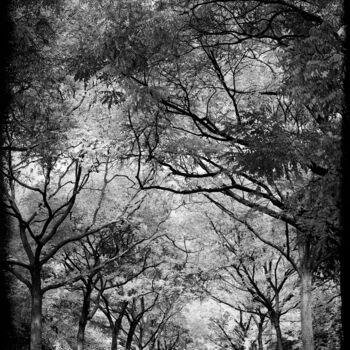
[[30, 269, 43, 350], [298, 237, 315, 350], [111, 329, 119, 350], [126, 322, 138, 350], [257, 321, 264, 350], [110, 303, 127, 350], [271, 316, 284, 350], [300, 268, 314, 350], [77, 283, 92, 350]]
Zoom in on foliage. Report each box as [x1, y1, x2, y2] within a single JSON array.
[[5, 0, 343, 349]]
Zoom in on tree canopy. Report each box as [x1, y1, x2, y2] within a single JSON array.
[[2, 1, 344, 350]]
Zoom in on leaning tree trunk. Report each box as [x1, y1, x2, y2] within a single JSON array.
[[77, 283, 92, 350], [30, 268, 43, 350], [299, 238, 315, 350]]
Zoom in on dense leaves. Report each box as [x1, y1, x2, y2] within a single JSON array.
[[3, 1, 343, 350]]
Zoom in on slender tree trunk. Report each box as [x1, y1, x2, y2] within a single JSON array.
[[126, 322, 137, 350], [110, 304, 127, 350], [257, 321, 264, 350], [271, 316, 284, 350], [30, 269, 43, 350], [111, 329, 118, 350], [298, 238, 315, 350], [300, 268, 314, 350], [77, 284, 92, 350], [272, 291, 283, 350]]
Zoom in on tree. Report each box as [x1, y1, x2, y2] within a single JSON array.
[[199, 215, 299, 350], [99, 295, 128, 350], [206, 196, 341, 349], [2, 42, 141, 348], [153, 318, 194, 350], [208, 311, 253, 350], [63, 233, 112, 350], [65, 215, 166, 350], [2, 145, 121, 350], [5, 0, 344, 349], [3, 3, 148, 348], [69, 2, 343, 349]]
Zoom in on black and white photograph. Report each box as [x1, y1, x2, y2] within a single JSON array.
[[0, 1, 346, 350]]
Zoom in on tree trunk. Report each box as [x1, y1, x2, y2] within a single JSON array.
[[298, 237, 315, 350], [257, 321, 264, 350], [110, 304, 127, 350], [30, 270, 43, 350], [126, 322, 137, 350], [271, 316, 284, 350], [77, 284, 92, 350], [300, 268, 314, 350], [111, 329, 118, 350]]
